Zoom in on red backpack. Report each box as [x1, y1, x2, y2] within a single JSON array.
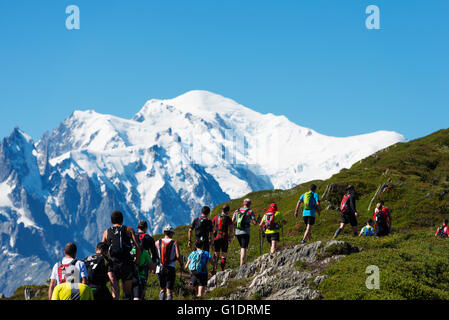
[[158, 239, 175, 266], [340, 193, 351, 213], [265, 212, 276, 230], [215, 214, 230, 239]]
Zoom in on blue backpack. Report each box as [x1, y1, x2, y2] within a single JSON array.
[[363, 226, 375, 236], [189, 250, 205, 273]]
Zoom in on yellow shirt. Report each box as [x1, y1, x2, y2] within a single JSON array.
[[262, 211, 284, 234], [51, 282, 94, 300]]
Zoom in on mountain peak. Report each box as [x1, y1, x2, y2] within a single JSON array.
[[134, 90, 257, 122]]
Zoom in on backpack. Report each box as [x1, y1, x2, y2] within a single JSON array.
[[188, 250, 205, 273], [215, 214, 230, 239], [57, 259, 78, 284], [340, 193, 351, 213], [376, 210, 388, 227], [303, 191, 316, 210], [264, 212, 279, 230], [158, 239, 175, 267], [195, 217, 211, 240], [107, 225, 132, 261], [437, 226, 448, 238], [83, 254, 108, 286], [363, 226, 374, 236], [236, 208, 250, 230]]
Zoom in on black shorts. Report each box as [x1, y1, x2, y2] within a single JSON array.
[[191, 272, 208, 287], [90, 285, 113, 301], [132, 277, 145, 300], [236, 234, 250, 249], [158, 266, 176, 290], [341, 213, 358, 227], [112, 260, 135, 281], [266, 233, 280, 243], [213, 238, 229, 252], [303, 216, 316, 226]]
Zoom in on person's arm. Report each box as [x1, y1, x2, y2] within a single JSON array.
[[174, 241, 183, 269], [48, 279, 57, 300], [184, 258, 190, 270], [251, 212, 258, 225], [101, 229, 108, 243], [294, 199, 302, 218], [350, 194, 358, 216], [188, 225, 193, 248], [129, 227, 141, 264], [259, 216, 265, 230], [149, 237, 159, 264], [209, 221, 214, 245]]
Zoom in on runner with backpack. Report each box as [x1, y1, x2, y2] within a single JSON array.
[[295, 184, 321, 244], [259, 202, 287, 254], [48, 242, 88, 300], [232, 198, 257, 266], [333, 185, 359, 238], [211, 204, 234, 274], [155, 225, 184, 300], [435, 219, 449, 238], [373, 202, 391, 237], [185, 239, 215, 298], [130, 220, 156, 300], [83, 242, 116, 300], [188, 206, 214, 252], [101, 210, 141, 300]]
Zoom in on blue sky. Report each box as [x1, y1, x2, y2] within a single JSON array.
[[0, 0, 448, 141]]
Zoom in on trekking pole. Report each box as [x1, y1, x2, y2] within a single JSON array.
[[258, 229, 262, 256]]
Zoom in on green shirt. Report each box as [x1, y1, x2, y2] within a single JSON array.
[[131, 248, 151, 280]]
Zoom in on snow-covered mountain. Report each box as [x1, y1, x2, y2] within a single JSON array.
[[0, 90, 405, 296]]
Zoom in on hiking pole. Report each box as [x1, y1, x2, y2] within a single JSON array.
[[258, 229, 262, 256]]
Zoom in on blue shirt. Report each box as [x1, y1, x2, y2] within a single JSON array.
[[299, 192, 320, 217], [188, 250, 212, 274]]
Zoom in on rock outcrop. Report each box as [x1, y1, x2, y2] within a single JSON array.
[[208, 240, 359, 300]]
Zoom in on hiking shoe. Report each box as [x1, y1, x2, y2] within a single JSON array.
[[166, 294, 173, 301], [159, 291, 166, 300], [301, 239, 306, 244]]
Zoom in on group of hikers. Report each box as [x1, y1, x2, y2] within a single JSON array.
[[48, 184, 395, 301]]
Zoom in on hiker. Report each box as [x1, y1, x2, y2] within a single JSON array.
[[435, 219, 449, 238], [185, 239, 215, 297], [135, 219, 158, 271], [211, 204, 234, 274], [83, 242, 116, 300], [101, 210, 141, 300], [188, 206, 214, 253], [260, 203, 287, 253], [333, 185, 359, 238], [232, 198, 257, 266], [295, 184, 321, 244], [51, 281, 94, 300], [374, 202, 391, 237], [131, 220, 158, 300], [155, 225, 184, 300], [48, 242, 88, 300], [374, 201, 392, 234], [359, 219, 375, 237]]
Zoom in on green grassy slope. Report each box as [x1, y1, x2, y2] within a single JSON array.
[[5, 128, 448, 300]]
